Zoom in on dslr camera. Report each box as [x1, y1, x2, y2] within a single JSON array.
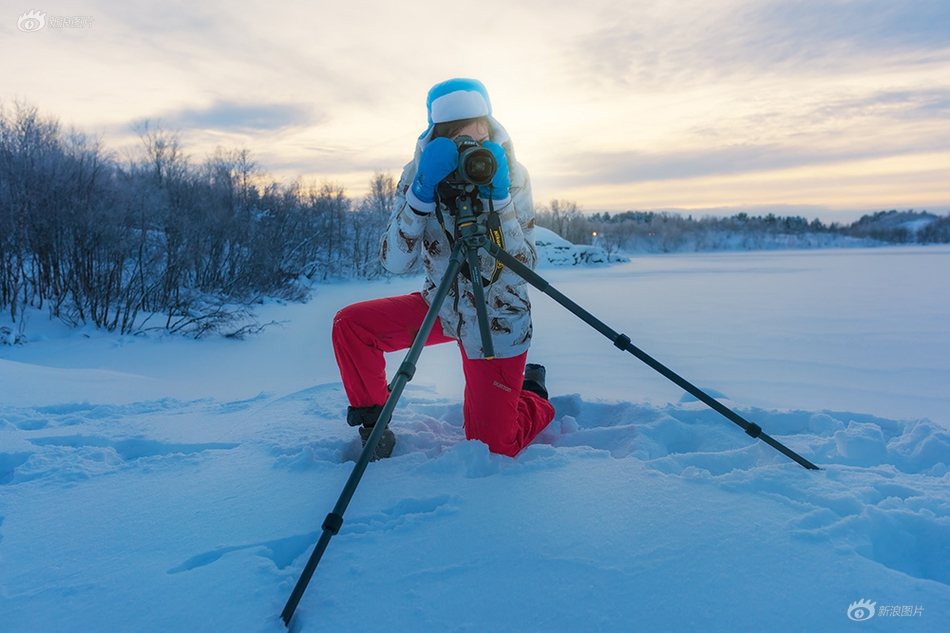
[[451, 135, 497, 187]]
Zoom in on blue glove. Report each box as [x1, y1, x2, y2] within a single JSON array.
[[410, 137, 459, 211], [478, 141, 510, 201]]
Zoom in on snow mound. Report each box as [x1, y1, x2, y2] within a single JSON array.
[[535, 226, 627, 266], [2, 385, 948, 632]]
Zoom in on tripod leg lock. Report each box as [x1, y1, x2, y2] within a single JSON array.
[[744, 423, 762, 438], [322, 512, 344, 535], [613, 334, 631, 350], [396, 360, 416, 382]]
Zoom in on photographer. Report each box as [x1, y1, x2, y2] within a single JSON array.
[[332, 78, 555, 459]]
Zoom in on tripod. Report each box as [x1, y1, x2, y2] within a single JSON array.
[[280, 185, 818, 626]]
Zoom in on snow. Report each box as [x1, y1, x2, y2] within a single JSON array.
[[535, 226, 624, 266], [1, 245, 949, 632]]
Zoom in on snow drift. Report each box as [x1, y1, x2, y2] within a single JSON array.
[[535, 226, 627, 266], [1, 246, 949, 632]]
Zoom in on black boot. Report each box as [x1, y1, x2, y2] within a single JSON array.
[[347, 405, 395, 460], [358, 425, 396, 460], [522, 363, 549, 400], [346, 404, 384, 427]]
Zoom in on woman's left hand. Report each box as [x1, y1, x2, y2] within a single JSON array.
[[478, 141, 510, 200]]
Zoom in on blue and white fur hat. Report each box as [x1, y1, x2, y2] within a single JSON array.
[[418, 78, 509, 148]]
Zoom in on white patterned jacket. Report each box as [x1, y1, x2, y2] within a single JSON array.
[[380, 130, 538, 360]]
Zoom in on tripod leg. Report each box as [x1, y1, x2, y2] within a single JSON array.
[[280, 240, 470, 626], [485, 242, 820, 471], [465, 246, 495, 359]]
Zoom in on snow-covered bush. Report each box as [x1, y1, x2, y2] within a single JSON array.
[[0, 103, 394, 337], [535, 227, 625, 266]]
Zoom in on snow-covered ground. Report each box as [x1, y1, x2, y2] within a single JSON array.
[[1, 245, 948, 632]]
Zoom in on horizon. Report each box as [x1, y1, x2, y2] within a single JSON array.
[[4, 1, 949, 223]]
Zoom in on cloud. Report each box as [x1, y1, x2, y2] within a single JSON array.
[[4, 0, 947, 212], [753, 0, 950, 57], [542, 144, 824, 187], [570, 0, 950, 88], [532, 83, 950, 191], [257, 146, 409, 179], [803, 88, 950, 127], [547, 134, 948, 189], [141, 101, 320, 133]]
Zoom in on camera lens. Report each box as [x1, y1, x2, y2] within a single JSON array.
[[461, 149, 496, 186]]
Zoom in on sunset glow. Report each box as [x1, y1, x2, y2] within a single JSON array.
[[4, 0, 948, 220]]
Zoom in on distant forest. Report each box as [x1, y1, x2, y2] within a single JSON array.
[[2, 102, 947, 339], [536, 200, 950, 255]]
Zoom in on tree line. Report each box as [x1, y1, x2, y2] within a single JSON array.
[[4, 101, 947, 340], [536, 203, 950, 255], [0, 102, 393, 340]]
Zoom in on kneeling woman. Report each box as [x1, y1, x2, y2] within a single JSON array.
[[332, 78, 553, 459]]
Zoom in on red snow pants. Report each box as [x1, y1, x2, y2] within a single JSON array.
[[332, 292, 555, 457]]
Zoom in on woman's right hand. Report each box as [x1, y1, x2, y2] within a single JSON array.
[[411, 137, 459, 208]]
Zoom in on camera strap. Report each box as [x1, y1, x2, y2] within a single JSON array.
[[482, 204, 506, 284]]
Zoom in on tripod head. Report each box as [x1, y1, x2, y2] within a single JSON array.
[[437, 178, 484, 228]]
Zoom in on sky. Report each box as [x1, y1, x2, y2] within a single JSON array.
[[3, 0, 949, 221]]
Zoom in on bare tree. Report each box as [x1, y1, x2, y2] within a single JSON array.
[[352, 171, 396, 277], [536, 199, 590, 244]]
